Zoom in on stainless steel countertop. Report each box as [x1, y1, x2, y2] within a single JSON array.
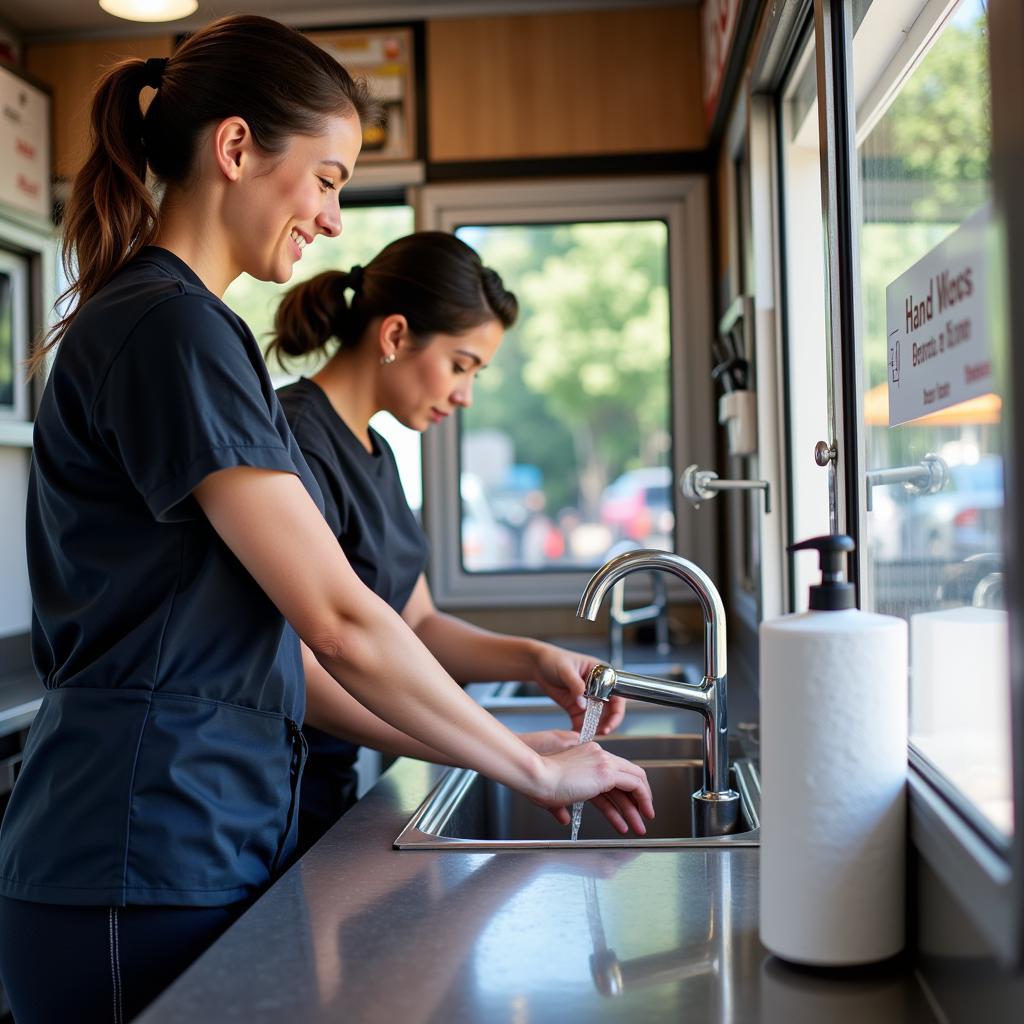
[[137, 754, 937, 1023]]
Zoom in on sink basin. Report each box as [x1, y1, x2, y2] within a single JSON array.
[[394, 734, 759, 850]]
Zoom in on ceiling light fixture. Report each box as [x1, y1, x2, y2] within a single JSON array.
[[99, 0, 198, 23]]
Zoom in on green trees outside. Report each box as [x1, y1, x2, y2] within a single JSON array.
[[458, 220, 672, 520], [859, 5, 990, 392], [857, 2, 998, 590]]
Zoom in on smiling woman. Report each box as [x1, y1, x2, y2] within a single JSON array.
[[0, 15, 654, 1024], [0, 16, 381, 1022], [196, 119, 359, 290]]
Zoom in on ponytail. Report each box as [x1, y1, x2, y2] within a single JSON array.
[[29, 60, 160, 375], [30, 14, 380, 374], [268, 270, 360, 367]]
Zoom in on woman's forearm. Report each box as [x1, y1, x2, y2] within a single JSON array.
[[413, 610, 542, 685], [310, 598, 551, 793], [302, 644, 456, 765]]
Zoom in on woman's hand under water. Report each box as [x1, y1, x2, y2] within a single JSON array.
[[518, 729, 580, 755], [531, 742, 654, 836], [530, 644, 627, 735]]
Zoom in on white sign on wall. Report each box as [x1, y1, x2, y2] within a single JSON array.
[[885, 203, 993, 426], [0, 64, 51, 221]]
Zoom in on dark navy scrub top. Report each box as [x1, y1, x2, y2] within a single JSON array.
[[0, 247, 323, 908], [277, 379, 427, 822]]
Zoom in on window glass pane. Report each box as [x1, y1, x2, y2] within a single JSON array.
[[453, 221, 673, 572], [222, 205, 422, 512], [779, 36, 832, 611], [854, 2, 1009, 835]]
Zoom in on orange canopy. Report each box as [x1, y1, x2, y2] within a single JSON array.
[[863, 382, 1002, 427]]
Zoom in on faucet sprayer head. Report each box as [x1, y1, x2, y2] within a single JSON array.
[[585, 663, 617, 702]]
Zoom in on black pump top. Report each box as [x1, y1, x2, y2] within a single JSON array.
[[789, 534, 856, 611]]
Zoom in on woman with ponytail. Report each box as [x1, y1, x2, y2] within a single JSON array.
[[0, 18, 652, 1021], [269, 233, 629, 854]]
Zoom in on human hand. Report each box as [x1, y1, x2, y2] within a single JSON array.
[[531, 742, 654, 836], [531, 643, 626, 735], [518, 729, 580, 755]]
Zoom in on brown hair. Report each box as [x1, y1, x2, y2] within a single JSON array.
[[267, 231, 518, 368], [31, 14, 380, 372]]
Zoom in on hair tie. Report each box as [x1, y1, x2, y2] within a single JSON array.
[[347, 265, 364, 295], [143, 57, 168, 90]]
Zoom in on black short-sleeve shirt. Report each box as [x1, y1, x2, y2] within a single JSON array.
[[0, 248, 323, 907], [278, 378, 428, 610], [277, 379, 428, 812]]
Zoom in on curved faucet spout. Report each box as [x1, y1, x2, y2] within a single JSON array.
[[577, 550, 727, 681], [577, 548, 738, 836]]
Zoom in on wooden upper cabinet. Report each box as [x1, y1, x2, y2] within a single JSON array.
[[24, 36, 174, 181], [24, 7, 704, 179], [426, 6, 705, 162]]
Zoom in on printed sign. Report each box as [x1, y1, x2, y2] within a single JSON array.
[[0, 64, 50, 221], [885, 203, 993, 426]]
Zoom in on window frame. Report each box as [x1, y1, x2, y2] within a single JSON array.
[[814, 0, 1021, 965], [837, 2, 1022, 958], [982, 0, 1024, 967], [414, 177, 716, 608]]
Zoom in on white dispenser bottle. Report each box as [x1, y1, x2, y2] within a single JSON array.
[[759, 534, 908, 966]]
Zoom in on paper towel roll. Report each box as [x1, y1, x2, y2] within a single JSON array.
[[759, 609, 908, 966]]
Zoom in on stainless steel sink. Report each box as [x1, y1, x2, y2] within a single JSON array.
[[394, 734, 759, 850]]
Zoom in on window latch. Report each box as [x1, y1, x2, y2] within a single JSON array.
[[864, 453, 948, 512], [680, 464, 771, 515]]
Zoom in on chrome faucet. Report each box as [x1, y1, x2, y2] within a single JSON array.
[[577, 549, 740, 837], [605, 540, 671, 666]]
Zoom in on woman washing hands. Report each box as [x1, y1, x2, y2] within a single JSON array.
[[0, 19, 648, 1019], [269, 232, 628, 852]]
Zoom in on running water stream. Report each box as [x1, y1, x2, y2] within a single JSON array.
[[570, 697, 606, 841]]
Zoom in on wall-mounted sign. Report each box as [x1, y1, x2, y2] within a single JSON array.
[[0, 64, 51, 222], [701, 0, 740, 127], [885, 203, 993, 427], [305, 27, 417, 163]]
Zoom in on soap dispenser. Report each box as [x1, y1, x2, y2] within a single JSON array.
[[759, 534, 908, 966]]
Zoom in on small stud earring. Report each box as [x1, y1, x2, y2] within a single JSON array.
[[380, 353, 396, 366]]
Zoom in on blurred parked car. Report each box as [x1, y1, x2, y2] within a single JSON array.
[[461, 472, 516, 571], [598, 466, 675, 548], [869, 455, 1003, 563]]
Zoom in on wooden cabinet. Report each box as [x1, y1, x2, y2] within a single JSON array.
[[24, 36, 173, 181], [426, 6, 705, 162], [24, 5, 707, 181]]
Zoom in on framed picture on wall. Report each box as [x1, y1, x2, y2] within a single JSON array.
[[304, 26, 417, 163], [0, 246, 29, 423]]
